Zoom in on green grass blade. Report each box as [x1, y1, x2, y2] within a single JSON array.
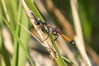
[[49, 34, 66, 66], [24, 0, 44, 21], [18, 9, 30, 66], [62, 56, 73, 64], [12, 2, 22, 66], [2, 16, 35, 66]]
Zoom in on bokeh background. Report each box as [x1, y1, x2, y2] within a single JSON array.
[[0, 0, 99, 66]]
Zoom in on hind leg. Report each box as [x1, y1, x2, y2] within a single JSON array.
[[53, 34, 59, 41]]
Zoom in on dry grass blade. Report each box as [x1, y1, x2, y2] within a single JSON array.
[[86, 46, 99, 65], [21, 0, 57, 60], [70, 0, 92, 66]]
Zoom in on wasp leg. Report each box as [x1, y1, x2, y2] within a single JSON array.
[[41, 34, 49, 42], [53, 34, 59, 41], [51, 29, 59, 41]]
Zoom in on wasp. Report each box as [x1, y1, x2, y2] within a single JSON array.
[[31, 13, 75, 45]]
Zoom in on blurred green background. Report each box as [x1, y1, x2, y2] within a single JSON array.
[[0, 0, 99, 66]]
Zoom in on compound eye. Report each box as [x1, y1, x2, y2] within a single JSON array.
[[36, 21, 40, 25], [36, 19, 42, 25]]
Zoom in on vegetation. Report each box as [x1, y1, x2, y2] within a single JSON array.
[[0, 0, 99, 66]]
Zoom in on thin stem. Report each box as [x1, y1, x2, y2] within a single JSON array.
[[70, 0, 92, 66]]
